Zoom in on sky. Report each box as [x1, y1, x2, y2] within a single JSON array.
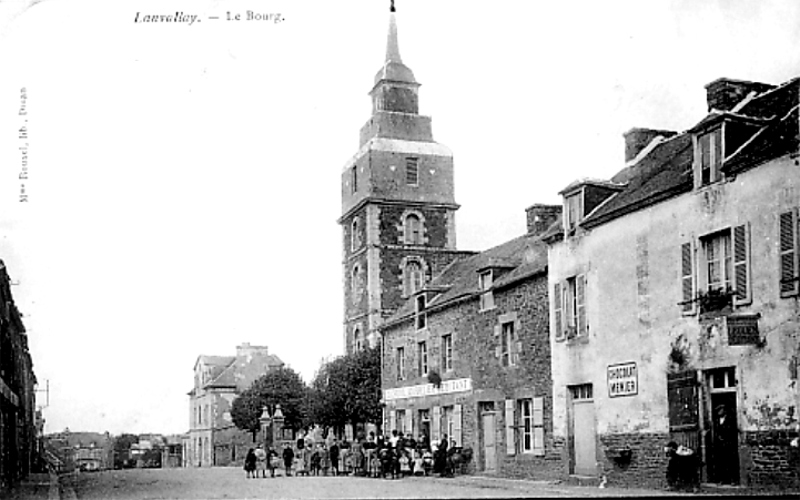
[[0, 0, 799, 436]]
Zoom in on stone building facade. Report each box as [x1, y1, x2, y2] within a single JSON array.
[[339, 7, 472, 354], [0, 259, 38, 492], [380, 206, 563, 480], [546, 77, 800, 489], [186, 343, 283, 467]]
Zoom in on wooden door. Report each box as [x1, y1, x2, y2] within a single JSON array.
[[481, 410, 497, 472]]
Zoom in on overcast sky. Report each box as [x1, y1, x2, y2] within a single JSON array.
[[0, 0, 799, 436]]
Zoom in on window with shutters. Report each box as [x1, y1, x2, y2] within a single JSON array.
[[396, 409, 407, 434], [505, 397, 545, 456], [553, 282, 564, 341], [441, 334, 453, 372], [479, 270, 495, 311], [406, 157, 419, 185], [560, 275, 586, 340], [696, 225, 751, 312], [779, 209, 799, 297]]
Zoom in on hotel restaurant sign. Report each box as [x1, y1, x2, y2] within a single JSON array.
[[384, 378, 473, 402]]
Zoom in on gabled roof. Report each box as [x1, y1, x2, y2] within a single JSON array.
[[580, 76, 799, 230], [382, 230, 550, 329]]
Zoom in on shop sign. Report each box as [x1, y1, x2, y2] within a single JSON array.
[[384, 378, 472, 401], [607, 362, 638, 398]]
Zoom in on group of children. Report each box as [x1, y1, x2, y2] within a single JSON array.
[[244, 430, 459, 480]]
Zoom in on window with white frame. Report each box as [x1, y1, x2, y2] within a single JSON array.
[[697, 126, 723, 187], [441, 334, 453, 371], [396, 347, 406, 381], [554, 275, 586, 342], [479, 270, 494, 311], [406, 157, 419, 185], [404, 214, 422, 245], [500, 321, 517, 367], [702, 230, 732, 293], [418, 341, 428, 376], [564, 191, 583, 232]]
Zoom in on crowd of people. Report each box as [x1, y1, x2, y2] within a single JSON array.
[[244, 430, 467, 479]]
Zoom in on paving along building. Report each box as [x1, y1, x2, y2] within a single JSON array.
[[0, 259, 39, 491], [546, 76, 800, 489], [185, 343, 283, 467]]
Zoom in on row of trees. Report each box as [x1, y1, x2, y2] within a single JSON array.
[[230, 346, 382, 438]]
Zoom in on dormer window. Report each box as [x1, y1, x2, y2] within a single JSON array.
[[697, 126, 723, 186], [564, 191, 583, 232]]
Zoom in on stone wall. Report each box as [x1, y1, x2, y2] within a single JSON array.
[[743, 429, 800, 489], [599, 432, 670, 489]]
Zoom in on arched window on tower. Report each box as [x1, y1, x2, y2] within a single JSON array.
[[404, 260, 424, 296], [351, 264, 363, 303], [351, 218, 362, 251], [354, 326, 363, 352], [404, 214, 422, 245]]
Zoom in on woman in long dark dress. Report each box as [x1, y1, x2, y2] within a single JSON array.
[[244, 448, 257, 478]]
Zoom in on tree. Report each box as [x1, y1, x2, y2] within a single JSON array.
[[308, 346, 382, 433], [231, 367, 309, 439]]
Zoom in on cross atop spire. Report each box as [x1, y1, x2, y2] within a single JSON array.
[[372, 0, 416, 86]]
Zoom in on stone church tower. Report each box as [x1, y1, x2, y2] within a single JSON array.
[[339, 5, 469, 354]]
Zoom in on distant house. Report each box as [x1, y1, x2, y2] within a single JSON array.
[[186, 343, 283, 467], [45, 430, 113, 472]]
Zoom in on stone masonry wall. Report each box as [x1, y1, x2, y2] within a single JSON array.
[[599, 432, 670, 489], [743, 429, 800, 489]]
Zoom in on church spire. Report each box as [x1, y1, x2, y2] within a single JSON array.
[[373, 0, 416, 86], [386, 1, 402, 64]]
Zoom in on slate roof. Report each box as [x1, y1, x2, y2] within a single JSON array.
[[382, 228, 552, 329], [580, 76, 799, 230], [204, 353, 284, 389]]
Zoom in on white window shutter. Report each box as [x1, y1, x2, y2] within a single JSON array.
[[554, 283, 564, 342], [576, 274, 587, 337], [505, 399, 516, 455], [532, 397, 545, 456], [453, 404, 462, 447], [732, 223, 752, 306], [432, 406, 441, 443], [779, 210, 799, 297], [681, 241, 697, 315], [405, 410, 412, 436], [389, 409, 397, 433]]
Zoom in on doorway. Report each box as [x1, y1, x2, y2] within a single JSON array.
[[569, 384, 596, 476], [705, 367, 740, 485], [479, 402, 497, 472]]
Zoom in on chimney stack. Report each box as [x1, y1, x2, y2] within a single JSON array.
[[704, 78, 775, 112], [623, 128, 676, 163], [525, 204, 562, 237]]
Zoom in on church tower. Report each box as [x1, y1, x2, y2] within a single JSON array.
[[340, 3, 464, 354]]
